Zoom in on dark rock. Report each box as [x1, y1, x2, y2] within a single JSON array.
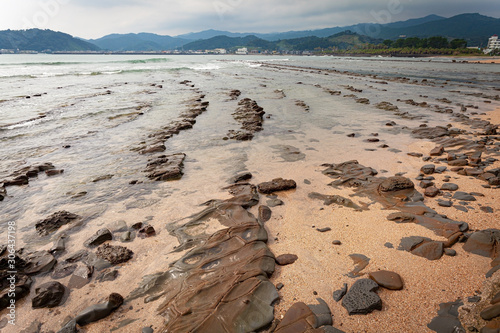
[[384, 242, 394, 248], [32, 281, 65, 308], [84, 228, 112, 247], [368, 270, 404, 290], [378, 176, 414, 192], [51, 262, 77, 279], [437, 199, 453, 207], [481, 206, 494, 213], [421, 164, 436, 175], [142, 327, 154, 333], [92, 174, 114, 182], [145, 153, 186, 181], [486, 265, 500, 278], [489, 177, 500, 186], [454, 205, 468, 212], [482, 304, 500, 321], [266, 198, 284, 207], [463, 230, 500, 258], [276, 283, 284, 290], [35, 211, 80, 236], [441, 183, 459, 191], [448, 159, 468, 167], [23, 251, 56, 275], [317, 227, 332, 233], [342, 279, 382, 315], [258, 205, 272, 222], [387, 212, 415, 223], [96, 244, 133, 265], [50, 235, 67, 255], [411, 241, 444, 260], [0, 274, 32, 310], [453, 192, 477, 201], [68, 264, 93, 289], [430, 146, 445, 156], [276, 254, 298, 266], [424, 186, 440, 197], [412, 126, 449, 139], [427, 300, 465, 333], [435, 166, 447, 173], [228, 172, 252, 184], [139, 225, 156, 238], [74, 293, 124, 326], [333, 283, 348, 302], [444, 248, 457, 256], [257, 178, 296, 194], [274, 299, 336, 332], [95, 269, 119, 282], [45, 169, 64, 176], [420, 180, 435, 188]]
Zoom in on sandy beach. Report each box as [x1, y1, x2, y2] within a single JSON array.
[[0, 55, 499, 333]]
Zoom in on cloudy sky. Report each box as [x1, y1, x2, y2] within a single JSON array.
[[2, 0, 499, 39]]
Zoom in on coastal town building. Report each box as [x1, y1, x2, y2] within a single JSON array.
[[485, 35, 500, 53], [235, 47, 248, 55]]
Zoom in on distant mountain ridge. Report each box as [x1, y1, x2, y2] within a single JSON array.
[[90, 13, 499, 51], [0, 29, 99, 52]]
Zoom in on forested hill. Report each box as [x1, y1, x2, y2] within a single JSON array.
[[0, 29, 100, 52]]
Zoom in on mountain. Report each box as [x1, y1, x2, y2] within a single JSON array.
[[378, 13, 500, 46], [0, 29, 100, 52], [176, 14, 445, 42], [182, 35, 275, 50], [88, 33, 188, 51], [183, 31, 382, 52]]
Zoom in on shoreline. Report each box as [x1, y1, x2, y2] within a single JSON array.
[[1, 56, 499, 333]]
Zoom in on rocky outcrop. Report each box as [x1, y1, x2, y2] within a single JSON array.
[[226, 98, 265, 141], [257, 178, 296, 194], [35, 211, 80, 236], [144, 153, 186, 181]]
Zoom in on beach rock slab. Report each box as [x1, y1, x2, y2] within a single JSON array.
[[35, 211, 80, 236], [257, 178, 296, 194], [32, 281, 65, 308], [427, 300, 465, 333], [463, 229, 500, 258], [368, 270, 404, 290], [84, 228, 112, 247], [74, 293, 124, 326], [342, 279, 382, 315], [411, 241, 444, 261]]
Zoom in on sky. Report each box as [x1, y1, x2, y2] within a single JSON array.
[[1, 0, 499, 39]]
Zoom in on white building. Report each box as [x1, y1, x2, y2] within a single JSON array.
[[235, 47, 248, 55], [485, 35, 500, 53], [214, 48, 227, 54]]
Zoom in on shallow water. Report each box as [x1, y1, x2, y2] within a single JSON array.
[[1, 54, 499, 332]]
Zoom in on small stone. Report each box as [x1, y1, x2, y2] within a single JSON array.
[[276, 283, 284, 290], [424, 186, 440, 197], [258, 205, 272, 222], [441, 183, 459, 191], [437, 200, 453, 207], [276, 254, 298, 266], [444, 248, 457, 256], [316, 227, 331, 233], [421, 164, 436, 175], [452, 192, 476, 201], [368, 270, 404, 290], [332, 240, 342, 245], [384, 242, 394, 248], [257, 178, 296, 194]]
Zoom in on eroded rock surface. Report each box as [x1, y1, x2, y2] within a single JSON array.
[[35, 211, 80, 236]]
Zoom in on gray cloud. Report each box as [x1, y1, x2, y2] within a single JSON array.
[[1, 0, 499, 38]]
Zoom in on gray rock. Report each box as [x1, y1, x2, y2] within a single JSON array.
[[421, 164, 436, 175], [74, 293, 124, 326], [440, 183, 459, 191], [84, 228, 112, 247], [437, 199, 453, 207], [333, 283, 348, 302], [452, 192, 476, 201], [32, 281, 66, 308], [342, 279, 382, 315], [258, 205, 272, 222]]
